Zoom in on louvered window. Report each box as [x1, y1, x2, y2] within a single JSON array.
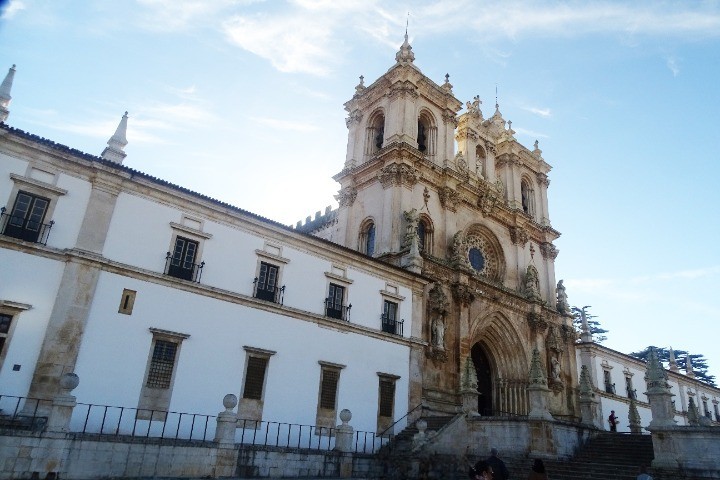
[[319, 368, 340, 410], [379, 378, 395, 417], [146, 340, 178, 388]]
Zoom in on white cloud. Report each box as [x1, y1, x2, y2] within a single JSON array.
[[514, 127, 549, 139], [522, 106, 552, 118], [666, 56, 680, 76], [1, 0, 26, 19], [250, 116, 320, 132]]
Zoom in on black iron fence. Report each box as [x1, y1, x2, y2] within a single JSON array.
[[0, 395, 386, 453], [324, 300, 351, 321], [381, 314, 404, 336], [253, 278, 285, 304]]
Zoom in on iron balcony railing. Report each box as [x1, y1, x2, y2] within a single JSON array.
[[0, 208, 54, 245], [165, 252, 204, 283], [325, 299, 351, 321], [381, 314, 404, 336], [605, 382, 616, 394], [253, 278, 285, 305], [627, 388, 637, 400]]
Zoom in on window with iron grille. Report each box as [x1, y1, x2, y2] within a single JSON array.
[[243, 356, 268, 400], [146, 340, 178, 388], [2, 191, 50, 243], [319, 368, 340, 410], [326, 283, 345, 319], [0, 314, 12, 356], [378, 377, 395, 417]]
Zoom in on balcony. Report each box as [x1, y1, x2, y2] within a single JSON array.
[[0, 208, 54, 245], [325, 300, 351, 321], [253, 278, 285, 305], [164, 252, 204, 282], [604, 383, 616, 395], [381, 314, 404, 336]]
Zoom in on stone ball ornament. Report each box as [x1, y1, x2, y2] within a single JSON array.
[[59, 372, 80, 391], [223, 393, 238, 410]]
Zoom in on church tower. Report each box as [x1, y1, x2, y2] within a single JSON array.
[[306, 35, 577, 420]]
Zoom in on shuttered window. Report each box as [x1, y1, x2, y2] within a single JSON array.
[[243, 356, 268, 400], [379, 378, 395, 417]]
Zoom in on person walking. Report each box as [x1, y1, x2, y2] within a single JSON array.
[[636, 465, 653, 480], [528, 459, 548, 480], [608, 410, 618, 432], [486, 447, 509, 480]]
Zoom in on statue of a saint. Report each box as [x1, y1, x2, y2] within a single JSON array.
[[556, 280, 570, 315], [551, 356, 561, 382], [431, 316, 445, 350]]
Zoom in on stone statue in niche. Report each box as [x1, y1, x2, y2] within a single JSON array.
[[431, 315, 445, 350], [523, 265, 541, 301], [556, 279, 570, 315], [403, 208, 420, 250], [455, 151, 468, 174], [551, 356, 561, 383]]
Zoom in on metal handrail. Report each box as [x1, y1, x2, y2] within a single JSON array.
[[253, 278, 285, 305], [0, 208, 55, 245], [164, 252, 204, 283], [377, 402, 424, 438]]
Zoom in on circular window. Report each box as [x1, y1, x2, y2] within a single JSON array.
[[468, 247, 485, 271]]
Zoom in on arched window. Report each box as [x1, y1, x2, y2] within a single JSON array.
[[359, 219, 376, 256], [417, 215, 433, 255], [365, 111, 385, 157], [521, 178, 535, 217], [475, 145, 486, 178], [417, 111, 437, 158]]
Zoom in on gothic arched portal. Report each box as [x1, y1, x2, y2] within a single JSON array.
[[471, 342, 493, 415]]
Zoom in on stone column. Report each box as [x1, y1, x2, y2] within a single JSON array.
[[214, 394, 239, 478], [46, 373, 79, 433], [335, 409, 355, 478], [578, 365, 602, 429]]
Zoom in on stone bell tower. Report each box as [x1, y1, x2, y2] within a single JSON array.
[[306, 35, 577, 421], [331, 33, 462, 263]]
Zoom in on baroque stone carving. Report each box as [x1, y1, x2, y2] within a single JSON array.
[[560, 323, 575, 343], [451, 282, 475, 306], [442, 110, 458, 126], [378, 163, 418, 189], [526, 312, 548, 333], [536, 172, 550, 187], [334, 186, 357, 207], [547, 325, 564, 353], [508, 226, 529, 246], [540, 242, 559, 260], [465, 95, 482, 118], [427, 283, 449, 315], [439, 186, 461, 212], [402, 208, 420, 249], [523, 265, 542, 301], [450, 231, 500, 280], [529, 348, 548, 387], [484, 140, 497, 155], [345, 109, 363, 128]]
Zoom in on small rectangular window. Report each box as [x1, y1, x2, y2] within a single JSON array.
[[326, 283, 346, 320], [378, 378, 395, 417], [243, 356, 268, 400], [382, 300, 398, 334], [137, 329, 188, 420], [255, 262, 281, 302], [315, 361, 345, 432], [167, 236, 200, 281], [118, 289, 137, 315]]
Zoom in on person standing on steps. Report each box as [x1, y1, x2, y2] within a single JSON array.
[[609, 410, 618, 432], [527, 459, 548, 480], [486, 447, 509, 480], [636, 465, 653, 480]]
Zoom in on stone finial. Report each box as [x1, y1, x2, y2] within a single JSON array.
[[0, 64, 16, 123], [395, 33, 415, 64], [461, 356, 479, 391], [59, 372, 80, 392], [101, 111, 129, 164], [222, 393, 238, 412], [355, 75, 366, 94], [529, 348, 548, 387], [685, 353, 695, 378], [533, 140, 543, 157], [644, 347, 670, 393], [442, 73, 453, 93], [687, 396, 700, 426], [668, 347, 679, 372], [579, 365, 593, 398], [556, 280, 570, 315]]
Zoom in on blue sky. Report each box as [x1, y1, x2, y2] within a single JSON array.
[[1, 0, 719, 382]]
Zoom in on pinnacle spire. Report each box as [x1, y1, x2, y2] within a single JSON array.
[[0, 64, 17, 123], [668, 347, 679, 372], [101, 111, 129, 164], [685, 352, 695, 378], [395, 32, 415, 65]]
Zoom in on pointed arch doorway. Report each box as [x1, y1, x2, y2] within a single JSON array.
[[471, 343, 493, 416]]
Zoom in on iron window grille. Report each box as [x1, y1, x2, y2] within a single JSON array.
[[146, 340, 178, 389]]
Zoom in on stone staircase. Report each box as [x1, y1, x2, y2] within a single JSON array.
[[381, 415, 457, 455], [506, 433, 656, 480]]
